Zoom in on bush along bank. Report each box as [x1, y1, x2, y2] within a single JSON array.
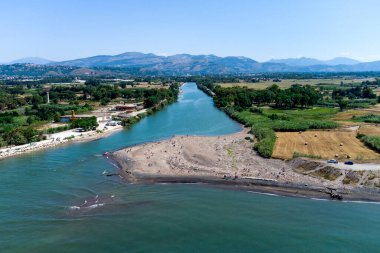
[[357, 133, 380, 152], [121, 85, 180, 128]]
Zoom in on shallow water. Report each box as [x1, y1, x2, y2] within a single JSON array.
[[1, 83, 380, 253]]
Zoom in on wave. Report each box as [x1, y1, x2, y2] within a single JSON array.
[[310, 198, 328, 201], [247, 191, 281, 197], [69, 203, 105, 211], [342, 200, 380, 205]]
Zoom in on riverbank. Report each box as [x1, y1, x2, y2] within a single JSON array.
[[111, 129, 380, 201]]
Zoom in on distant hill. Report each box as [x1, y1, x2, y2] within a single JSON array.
[[324, 57, 361, 66], [7, 57, 54, 65], [267, 57, 323, 67], [267, 57, 360, 67], [53, 52, 261, 74], [54, 52, 375, 74], [2, 52, 380, 76]]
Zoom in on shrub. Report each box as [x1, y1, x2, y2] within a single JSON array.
[[293, 152, 322, 159], [251, 125, 276, 158], [352, 114, 380, 123], [64, 135, 75, 140], [306, 120, 339, 129], [46, 125, 70, 134], [250, 106, 263, 114], [70, 116, 98, 131], [271, 120, 309, 131], [121, 116, 141, 126], [358, 135, 380, 152], [268, 113, 289, 120]]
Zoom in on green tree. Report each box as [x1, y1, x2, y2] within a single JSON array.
[[54, 112, 61, 123], [32, 94, 43, 108], [337, 99, 348, 111], [362, 86, 376, 99], [26, 116, 34, 125], [5, 129, 27, 146]]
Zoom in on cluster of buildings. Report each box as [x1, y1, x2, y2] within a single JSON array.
[[114, 102, 145, 119], [59, 102, 146, 124]]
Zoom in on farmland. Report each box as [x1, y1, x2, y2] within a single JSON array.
[[358, 125, 380, 136], [199, 76, 380, 161], [217, 78, 373, 90], [272, 130, 380, 160]]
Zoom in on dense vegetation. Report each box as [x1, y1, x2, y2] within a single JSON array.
[[352, 114, 380, 123], [332, 86, 376, 99], [0, 77, 180, 147], [70, 117, 98, 131], [357, 134, 380, 152], [213, 84, 321, 110], [195, 77, 351, 158]]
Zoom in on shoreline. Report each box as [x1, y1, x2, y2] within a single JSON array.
[[0, 87, 182, 161], [112, 171, 380, 202], [0, 125, 123, 161], [110, 129, 380, 202]]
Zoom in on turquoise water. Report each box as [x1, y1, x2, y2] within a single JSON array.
[[1, 83, 380, 253]]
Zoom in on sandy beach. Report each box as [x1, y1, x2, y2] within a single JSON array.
[[0, 124, 123, 160], [112, 129, 380, 201]]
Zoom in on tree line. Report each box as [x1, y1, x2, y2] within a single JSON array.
[[332, 86, 376, 100], [213, 84, 321, 110]]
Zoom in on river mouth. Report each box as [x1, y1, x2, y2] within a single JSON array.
[[2, 83, 380, 252]]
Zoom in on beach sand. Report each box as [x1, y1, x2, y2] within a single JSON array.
[[0, 125, 123, 160], [111, 129, 380, 201]]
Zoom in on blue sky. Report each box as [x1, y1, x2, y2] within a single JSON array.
[[1, 0, 380, 62]]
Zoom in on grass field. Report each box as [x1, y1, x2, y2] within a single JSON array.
[[272, 130, 380, 160], [333, 109, 373, 122], [263, 107, 339, 120], [217, 78, 370, 90]]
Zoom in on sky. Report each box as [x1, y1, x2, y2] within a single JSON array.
[[1, 0, 380, 62]]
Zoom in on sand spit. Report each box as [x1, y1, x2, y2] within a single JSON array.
[[111, 129, 380, 201]]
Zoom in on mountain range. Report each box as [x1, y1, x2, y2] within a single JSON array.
[[6, 57, 54, 65], [267, 57, 361, 66], [2, 53, 380, 74]]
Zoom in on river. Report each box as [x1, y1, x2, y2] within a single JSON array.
[[1, 83, 380, 253]]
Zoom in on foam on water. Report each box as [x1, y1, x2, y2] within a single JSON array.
[[248, 190, 281, 197]]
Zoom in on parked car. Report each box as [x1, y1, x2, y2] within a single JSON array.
[[344, 160, 354, 165], [327, 159, 338, 164]]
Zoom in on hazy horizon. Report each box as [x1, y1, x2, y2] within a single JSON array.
[[2, 53, 374, 64], [1, 0, 380, 62]]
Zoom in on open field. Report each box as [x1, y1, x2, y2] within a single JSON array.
[[217, 78, 371, 90], [359, 125, 380, 136], [272, 130, 380, 161], [333, 109, 374, 121], [362, 104, 380, 113], [373, 87, 380, 96], [263, 107, 339, 120]]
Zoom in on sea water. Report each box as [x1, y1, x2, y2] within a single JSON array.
[[0, 83, 379, 253]]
